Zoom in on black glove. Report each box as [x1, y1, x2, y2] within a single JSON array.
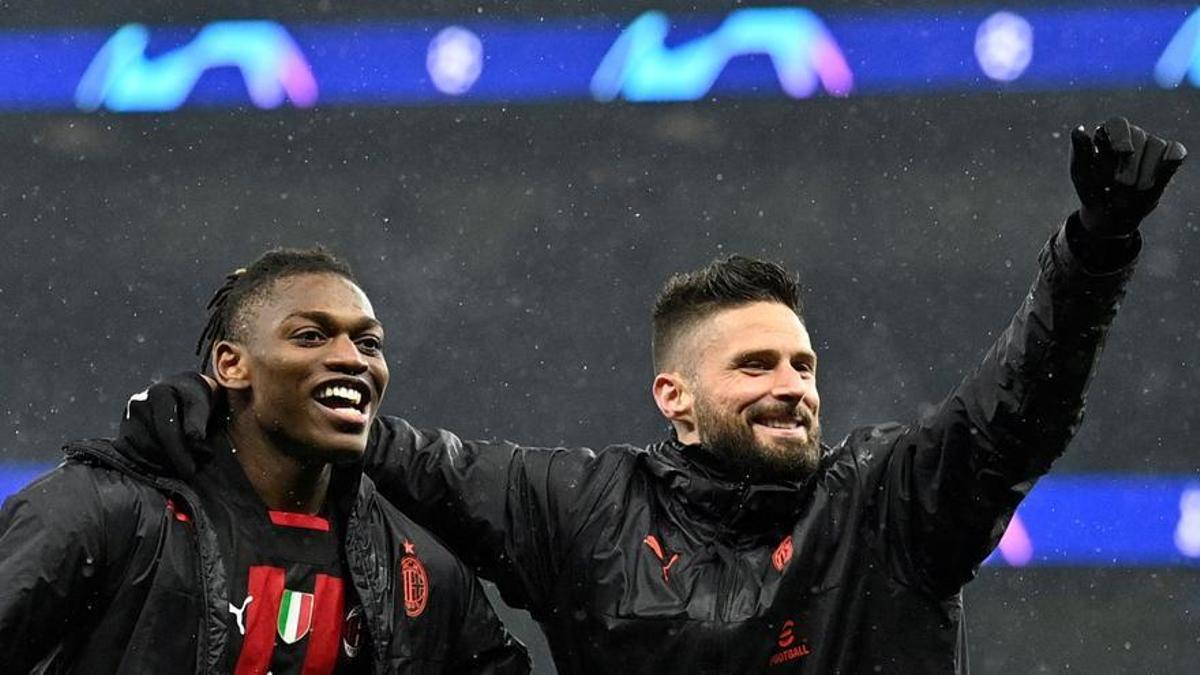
[[1070, 117, 1187, 238], [114, 371, 215, 477]]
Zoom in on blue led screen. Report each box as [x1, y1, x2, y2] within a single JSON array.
[[2, 5, 1200, 112]]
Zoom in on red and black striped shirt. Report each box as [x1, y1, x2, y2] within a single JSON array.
[[192, 448, 367, 675]]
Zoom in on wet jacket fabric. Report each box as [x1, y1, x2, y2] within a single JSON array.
[[0, 434, 529, 674], [361, 218, 1136, 673]]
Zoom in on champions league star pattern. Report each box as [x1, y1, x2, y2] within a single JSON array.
[[3, 5, 1200, 110]]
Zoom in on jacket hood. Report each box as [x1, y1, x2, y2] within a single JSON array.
[[643, 437, 825, 540]]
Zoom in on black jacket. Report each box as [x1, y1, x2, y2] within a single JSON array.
[[0, 433, 530, 673], [358, 218, 1136, 673]]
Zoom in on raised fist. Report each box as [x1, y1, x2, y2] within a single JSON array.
[[1070, 117, 1187, 237]]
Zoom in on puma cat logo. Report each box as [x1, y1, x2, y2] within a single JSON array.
[[229, 595, 254, 635], [644, 534, 681, 582]]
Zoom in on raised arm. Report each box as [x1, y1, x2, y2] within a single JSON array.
[[878, 118, 1186, 595]]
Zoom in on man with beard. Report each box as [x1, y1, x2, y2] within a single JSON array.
[[121, 117, 1185, 673], [0, 249, 528, 673], [649, 263, 824, 482]]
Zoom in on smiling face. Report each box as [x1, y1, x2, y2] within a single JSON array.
[[214, 272, 389, 463], [654, 301, 822, 480]]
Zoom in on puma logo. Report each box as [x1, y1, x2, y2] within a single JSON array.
[[229, 595, 254, 635], [643, 534, 681, 582], [125, 389, 149, 420]]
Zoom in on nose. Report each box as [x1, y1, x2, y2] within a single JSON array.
[[770, 364, 812, 404], [326, 334, 368, 374]]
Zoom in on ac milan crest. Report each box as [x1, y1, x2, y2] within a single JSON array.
[[401, 541, 429, 618], [772, 535, 794, 572]]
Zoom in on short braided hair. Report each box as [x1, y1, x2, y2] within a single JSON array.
[[195, 247, 356, 370], [652, 255, 802, 372]]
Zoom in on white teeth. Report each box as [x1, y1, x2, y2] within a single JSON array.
[[760, 419, 800, 429], [318, 385, 363, 406]]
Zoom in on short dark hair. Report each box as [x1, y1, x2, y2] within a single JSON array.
[[652, 255, 802, 372], [195, 247, 356, 370]]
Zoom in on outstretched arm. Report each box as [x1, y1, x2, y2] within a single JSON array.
[[364, 418, 616, 612], [880, 118, 1186, 595]]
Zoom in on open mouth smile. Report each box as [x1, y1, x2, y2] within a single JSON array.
[[312, 379, 372, 428], [751, 413, 810, 439], [757, 418, 804, 430]]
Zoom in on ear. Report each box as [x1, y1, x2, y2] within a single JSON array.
[[652, 371, 696, 439], [212, 340, 251, 391]]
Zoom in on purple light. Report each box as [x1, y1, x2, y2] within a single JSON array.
[[997, 513, 1034, 566], [279, 49, 319, 108], [811, 38, 854, 98]]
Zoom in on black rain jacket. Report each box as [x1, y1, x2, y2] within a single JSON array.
[[358, 218, 1136, 673], [0, 432, 530, 673]]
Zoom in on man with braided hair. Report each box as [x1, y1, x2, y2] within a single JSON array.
[[123, 118, 1183, 672], [0, 249, 529, 674]]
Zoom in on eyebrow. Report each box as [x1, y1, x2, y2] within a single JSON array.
[[731, 349, 817, 366], [281, 310, 384, 332]]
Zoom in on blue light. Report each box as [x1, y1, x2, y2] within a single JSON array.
[[0, 464, 55, 503], [74, 21, 317, 112], [589, 8, 852, 102], [1156, 8, 1200, 88], [981, 476, 1200, 567], [0, 6, 1196, 111]]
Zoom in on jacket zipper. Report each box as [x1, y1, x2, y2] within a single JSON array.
[[343, 492, 389, 673], [714, 482, 753, 622]]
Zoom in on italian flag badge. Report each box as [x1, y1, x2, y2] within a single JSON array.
[[277, 589, 315, 644]]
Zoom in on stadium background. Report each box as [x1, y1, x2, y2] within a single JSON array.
[[2, 1, 1198, 671]]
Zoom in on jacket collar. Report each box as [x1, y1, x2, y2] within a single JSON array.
[[644, 436, 819, 540]]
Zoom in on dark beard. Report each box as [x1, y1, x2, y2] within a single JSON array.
[[694, 396, 822, 482]]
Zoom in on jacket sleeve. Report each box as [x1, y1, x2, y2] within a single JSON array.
[[444, 574, 531, 674], [0, 463, 111, 672], [363, 420, 616, 614], [879, 214, 1138, 595]]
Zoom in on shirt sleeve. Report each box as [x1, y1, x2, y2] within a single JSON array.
[[877, 214, 1138, 596]]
